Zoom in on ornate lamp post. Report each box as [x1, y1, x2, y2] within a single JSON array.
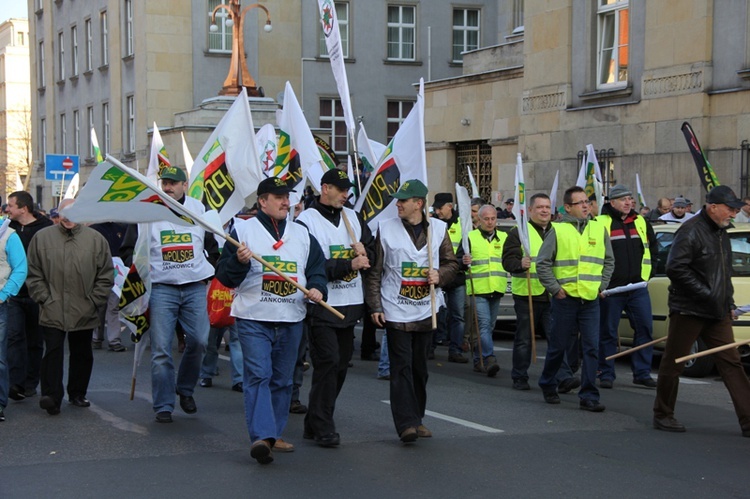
[[210, 1, 272, 97]]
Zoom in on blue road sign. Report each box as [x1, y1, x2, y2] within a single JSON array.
[[45, 154, 80, 181]]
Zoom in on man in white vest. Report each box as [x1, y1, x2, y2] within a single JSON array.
[[365, 179, 458, 443], [120, 166, 220, 424], [296, 169, 374, 447], [216, 176, 327, 465]]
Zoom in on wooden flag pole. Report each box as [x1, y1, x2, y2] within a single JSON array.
[[526, 270, 536, 363], [426, 220, 437, 329], [675, 338, 750, 364], [605, 336, 667, 361]]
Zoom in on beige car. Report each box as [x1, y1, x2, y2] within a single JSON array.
[[618, 222, 750, 377]]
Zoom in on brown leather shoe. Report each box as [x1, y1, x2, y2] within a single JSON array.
[[653, 416, 686, 433], [250, 440, 274, 464], [417, 424, 432, 438], [273, 438, 295, 452], [399, 427, 418, 443]]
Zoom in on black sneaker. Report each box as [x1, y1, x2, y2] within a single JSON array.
[[599, 379, 614, 389], [0, 407, 5, 422], [487, 364, 500, 378], [8, 384, 26, 401], [231, 382, 243, 392], [513, 379, 531, 390], [543, 392, 561, 404], [39, 396, 60, 415], [155, 411, 173, 423], [558, 377, 581, 394], [579, 399, 606, 412], [633, 377, 657, 388], [289, 400, 307, 414], [200, 378, 212, 388], [178, 393, 197, 414]]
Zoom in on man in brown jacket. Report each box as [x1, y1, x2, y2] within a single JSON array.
[[365, 179, 458, 443], [26, 199, 114, 415]]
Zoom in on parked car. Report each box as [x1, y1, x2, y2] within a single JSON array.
[[618, 222, 750, 377]]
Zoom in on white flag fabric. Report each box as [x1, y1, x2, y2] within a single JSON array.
[[356, 124, 386, 173], [636, 173, 647, 209], [467, 166, 480, 199], [147, 123, 170, 182], [14, 171, 23, 192], [188, 88, 263, 222], [512, 153, 531, 256], [549, 169, 560, 213], [275, 82, 324, 202], [119, 223, 152, 343], [317, 0, 355, 133], [181, 132, 194, 181], [63, 173, 79, 199], [347, 155, 356, 199], [91, 128, 104, 163], [576, 144, 604, 215], [455, 183, 472, 255], [355, 79, 426, 231], [256, 123, 277, 178]]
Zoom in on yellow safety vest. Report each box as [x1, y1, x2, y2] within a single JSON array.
[[552, 220, 606, 301], [511, 225, 547, 296], [447, 218, 462, 254], [466, 229, 508, 295], [596, 214, 651, 281]]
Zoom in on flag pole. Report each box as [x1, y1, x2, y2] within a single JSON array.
[[675, 338, 750, 364], [349, 130, 362, 196], [606, 336, 667, 361], [526, 270, 536, 363], [426, 214, 437, 329]]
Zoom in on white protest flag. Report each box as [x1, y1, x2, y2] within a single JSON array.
[[549, 169, 560, 213], [356, 124, 386, 174], [511, 153, 531, 256], [91, 128, 104, 164], [188, 88, 263, 223], [275, 81, 324, 202], [355, 79, 427, 231], [467, 166, 480, 199], [14, 171, 24, 191], [148, 123, 171, 182], [181, 132, 194, 180], [317, 0, 355, 134], [455, 183, 472, 255], [256, 123, 278, 178], [576, 144, 604, 214], [636, 173, 647, 209], [63, 173, 80, 199], [347, 155, 356, 198]]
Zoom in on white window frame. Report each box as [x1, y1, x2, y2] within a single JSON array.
[[71, 25, 78, 76], [126, 95, 135, 153], [85, 18, 92, 71], [73, 110, 80, 155], [319, 97, 348, 156], [386, 99, 414, 143], [387, 5, 416, 61], [40, 117, 47, 159], [319, 2, 349, 59], [596, 0, 629, 89], [103, 103, 110, 155], [60, 113, 67, 153], [87, 106, 95, 157], [38, 40, 45, 87], [208, 0, 232, 53], [452, 8, 480, 63], [58, 31, 65, 80], [124, 0, 134, 56], [101, 10, 109, 66]]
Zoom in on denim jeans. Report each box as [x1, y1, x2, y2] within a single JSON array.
[[7, 296, 43, 392], [378, 332, 390, 377], [598, 287, 653, 381], [445, 285, 466, 355], [291, 324, 308, 402], [511, 296, 550, 381], [0, 302, 9, 408], [472, 295, 500, 365], [539, 296, 600, 402], [200, 323, 243, 385], [149, 282, 210, 413], [236, 319, 303, 443], [433, 305, 448, 347]]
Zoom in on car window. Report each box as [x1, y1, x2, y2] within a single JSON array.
[[653, 231, 674, 277], [730, 233, 750, 276]]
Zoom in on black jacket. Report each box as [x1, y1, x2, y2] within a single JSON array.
[[10, 212, 54, 297], [666, 208, 734, 319], [501, 220, 553, 301], [599, 203, 657, 288]]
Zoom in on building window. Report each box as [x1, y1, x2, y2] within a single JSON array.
[[71, 25, 78, 76], [38, 40, 45, 87], [452, 9, 480, 62], [456, 142, 492, 202], [17, 31, 24, 46], [126, 95, 135, 153], [60, 113, 67, 153], [101, 10, 109, 66], [124, 0, 134, 57], [36, 0, 43, 11], [40, 118, 47, 159], [319, 2, 349, 58], [103, 103, 110, 155], [208, 0, 232, 53], [386, 100, 414, 143], [73, 110, 80, 155], [57, 32, 65, 81], [87, 106, 95, 157], [513, 0, 524, 33], [85, 18, 92, 71], [597, 0, 629, 89], [387, 5, 415, 61], [319, 98, 348, 156]]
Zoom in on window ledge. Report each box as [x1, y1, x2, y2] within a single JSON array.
[[35, 9, 43, 16], [69, 75, 79, 83], [383, 59, 422, 66], [38, 86, 46, 94], [122, 54, 134, 62], [204, 50, 233, 57], [98, 64, 109, 73], [449, 61, 463, 68], [738, 68, 750, 81], [579, 85, 632, 102], [318, 56, 356, 63], [84, 157, 97, 166], [83, 69, 94, 77], [56, 79, 65, 86]]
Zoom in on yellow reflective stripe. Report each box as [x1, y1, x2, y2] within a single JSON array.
[[578, 274, 602, 282], [553, 259, 579, 267], [473, 259, 490, 266], [580, 256, 605, 264], [471, 272, 491, 279], [557, 277, 578, 284]]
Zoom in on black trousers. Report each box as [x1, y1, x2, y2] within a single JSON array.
[[360, 311, 379, 357], [40, 326, 94, 407], [386, 327, 431, 434], [305, 322, 355, 437]]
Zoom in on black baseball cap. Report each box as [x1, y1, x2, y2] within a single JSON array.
[[432, 192, 453, 209], [257, 177, 296, 196], [321, 169, 354, 190], [706, 185, 745, 209]]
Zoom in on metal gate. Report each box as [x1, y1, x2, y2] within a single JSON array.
[[455, 142, 492, 202]]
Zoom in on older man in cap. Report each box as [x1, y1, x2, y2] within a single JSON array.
[[596, 184, 657, 389], [654, 185, 750, 437], [659, 197, 694, 223], [366, 179, 458, 443], [216, 176, 327, 464]]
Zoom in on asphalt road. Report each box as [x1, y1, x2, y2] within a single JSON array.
[[1, 330, 748, 499]]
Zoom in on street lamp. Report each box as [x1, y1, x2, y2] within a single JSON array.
[[210, 1, 272, 97]]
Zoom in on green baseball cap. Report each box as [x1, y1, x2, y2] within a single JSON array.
[[391, 179, 428, 199], [159, 166, 187, 182]]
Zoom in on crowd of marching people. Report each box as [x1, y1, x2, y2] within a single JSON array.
[[2, 167, 750, 466]]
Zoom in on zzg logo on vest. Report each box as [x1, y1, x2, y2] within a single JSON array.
[[399, 262, 429, 301], [261, 256, 299, 297], [160, 230, 194, 264], [330, 244, 357, 282]]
